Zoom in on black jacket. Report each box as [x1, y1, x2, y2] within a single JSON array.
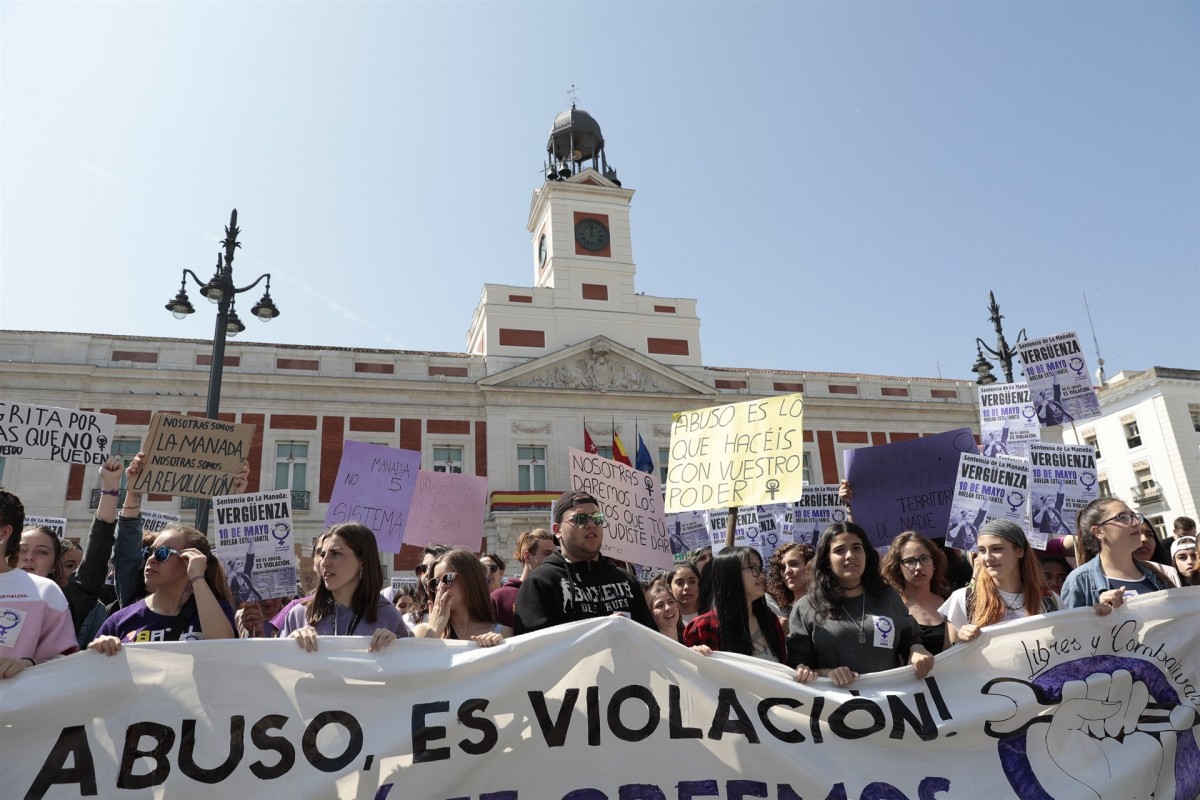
[[513, 552, 655, 635]]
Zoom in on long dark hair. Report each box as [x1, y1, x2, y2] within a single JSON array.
[[306, 523, 383, 626], [708, 547, 784, 662], [807, 522, 885, 624]]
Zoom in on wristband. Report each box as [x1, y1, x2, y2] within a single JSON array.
[[189, 575, 206, 585], [99, 489, 119, 497], [24, 657, 36, 667]]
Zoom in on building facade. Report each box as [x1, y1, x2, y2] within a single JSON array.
[[1061, 367, 1200, 535], [0, 106, 986, 577]]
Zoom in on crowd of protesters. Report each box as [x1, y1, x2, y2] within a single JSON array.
[[1, 451, 1197, 685]]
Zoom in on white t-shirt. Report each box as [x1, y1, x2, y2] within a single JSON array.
[[0, 568, 79, 661], [938, 586, 1027, 630]]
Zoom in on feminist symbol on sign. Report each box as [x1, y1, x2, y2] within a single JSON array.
[[272, 523, 290, 545], [97, 436, 108, 452], [1079, 472, 1097, 489], [0, 610, 20, 635], [1007, 491, 1025, 512], [1068, 357, 1086, 377], [765, 479, 780, 500], [643, 476, 654, 498]]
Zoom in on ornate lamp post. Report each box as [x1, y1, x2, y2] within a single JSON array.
[[165, 209, 280, 531], [973, 291, 1024, 385]]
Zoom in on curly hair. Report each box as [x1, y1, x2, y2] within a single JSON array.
[[766, 542, 815, 610]]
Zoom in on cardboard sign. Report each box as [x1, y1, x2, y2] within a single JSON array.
[[665, 393, 805, 513], [323, 441, 420, 553], [569, 448, 672, 569], [132, 413, 255, 499], [0, 403, 115, 464], [844, 428, 978, 547], [402, 469, 489, 551], [1017, 331, 1102, 425], [978, 382, 1041, 459], [945, 453, 1031, 550], [294, 542, 318, 596], [213, 489, 297, 602]]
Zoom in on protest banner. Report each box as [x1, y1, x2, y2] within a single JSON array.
[[1027, 442, 1099, 549], [664, 509, 708, 557], [845, 428, 978, 548], [704, 506, 761, 553], [140, 509, 182, 534], [945, 453, 1031, 551], [0, 402, 114, 464], [402, 469, 488, 552], [132, 413, 255, 499], [665, 393, 805, 514], [294, 542, 318, 595], [978, 382, 1041, 459], [569, 448, 671, 569], [24, 515, 67, 538], [1017, 331, 1102, 426], [212, 489, 296, 603], [5, 591, 1197, 800], [794, 484, 847, 546], [323, 441, 421, 553]]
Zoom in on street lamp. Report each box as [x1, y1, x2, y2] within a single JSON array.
[[164, 209, 280, 531], [973, 291, 1025, 385]]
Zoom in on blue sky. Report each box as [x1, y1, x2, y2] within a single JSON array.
[[2, 1, 1196, 381]]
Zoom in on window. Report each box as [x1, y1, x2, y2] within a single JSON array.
[[1133, 467, 1158, 501], [517, 446, 546, 491], [274, 442, 308, 491], [1098, 478, 1111, 497], [432, 446, 463, 474], [659, 447, 670, 487], [1148, 515, 1166, 538], [596, 446, 613, 460], [1083, 435, 1101, 461], [1192, 410, 1200, 433], [1124, 421, 1142, 449], [803, 452, 813, 485]]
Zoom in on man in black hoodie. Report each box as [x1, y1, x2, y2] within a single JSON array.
[[513, 491, 655, 634]]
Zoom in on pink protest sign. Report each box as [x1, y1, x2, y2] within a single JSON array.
[[402, 469, 489, 552]]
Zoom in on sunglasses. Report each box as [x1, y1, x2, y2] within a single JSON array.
[[415, 564, 429, 576], [566, 512, 606, 527], [482, 563, 500, 574], [142, 546, 182, 563], [427, 572, 457, 592]]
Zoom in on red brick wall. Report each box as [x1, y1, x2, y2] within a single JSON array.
[[277, 358, 319, 371], [427, 420, 470, 435], [196, 355, 240, 367], [112, 350, 157, 363], [774, 382, 804, 392], [242, 413, 265, 493], [817, 431, 838, 483], [349, 417, 395, 433], [582, 283, 608, 301], [355, 362, 394, 374], [647, 338, 689, 356], [319, 416, 344, 504], [271, 415, 318, 430], [475, 421, 487, 477], [400, 419, 422, 452], [498, 329, 545, 348], [428, 366, 468, 378]]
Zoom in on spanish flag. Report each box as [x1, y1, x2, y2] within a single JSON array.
[[612, 429, 633, 467]]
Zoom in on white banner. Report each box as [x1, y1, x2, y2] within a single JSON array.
[[0, 403, 115, 464], [4, 591, 1199, 800]]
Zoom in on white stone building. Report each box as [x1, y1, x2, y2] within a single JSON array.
[[0, 105, 986, 576], [1061, 367, 1200, 535]]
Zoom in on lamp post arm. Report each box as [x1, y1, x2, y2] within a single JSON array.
[[232, 272, 271, 296]]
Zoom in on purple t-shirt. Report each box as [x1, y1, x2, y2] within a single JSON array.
[[278, 596, 410, 638], [96, 596, 236, 643]]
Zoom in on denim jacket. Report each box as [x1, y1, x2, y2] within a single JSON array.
[[1060, 556, 1170, 608]]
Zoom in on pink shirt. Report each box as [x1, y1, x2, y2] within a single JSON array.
[[0, 568, 79, 661]]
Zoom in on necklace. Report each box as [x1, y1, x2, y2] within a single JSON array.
[[1000, 591, 1024, 612], [843, 594, 868, 643]]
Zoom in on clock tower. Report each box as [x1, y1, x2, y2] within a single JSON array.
[[466, 103, 702, 370]]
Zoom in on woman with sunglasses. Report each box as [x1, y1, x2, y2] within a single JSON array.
[[1060, 499, 1173, 613], [683, 547, 788, 664], [479, 552, 506, 594], [789, 523, 932, 687], [413, 548, 510, 646], [880, 532, 951, 655], [280, 523, 409, 652], [88, 524, 236, 655]]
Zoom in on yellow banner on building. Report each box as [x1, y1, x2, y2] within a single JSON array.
[[665, 393, 804, 514]]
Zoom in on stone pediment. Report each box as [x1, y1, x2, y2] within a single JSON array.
[[481, 337, 714, 396]]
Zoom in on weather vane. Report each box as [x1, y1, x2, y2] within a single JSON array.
[[567, 84, 579, 107]]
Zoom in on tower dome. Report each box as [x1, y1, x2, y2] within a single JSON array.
[[544, 104, 619, 185]]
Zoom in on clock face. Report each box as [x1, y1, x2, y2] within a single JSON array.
[[574, 219, 609, 252], [538, 234, 547, 267]]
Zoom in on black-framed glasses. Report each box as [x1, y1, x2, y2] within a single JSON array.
[[427, 572, 456, 592], [1098, 511, 1143, 528], [142, 546, 181, 563], [742, 564, 763, 577], [901, 555, 934, 569], [482, 563, 500, 574], [566, 512, 606, 527]]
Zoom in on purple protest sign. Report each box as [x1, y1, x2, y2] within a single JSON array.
[[403, 469, 489, 552], [844, 428, 978, 548], [323, 441, 421, 553]]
